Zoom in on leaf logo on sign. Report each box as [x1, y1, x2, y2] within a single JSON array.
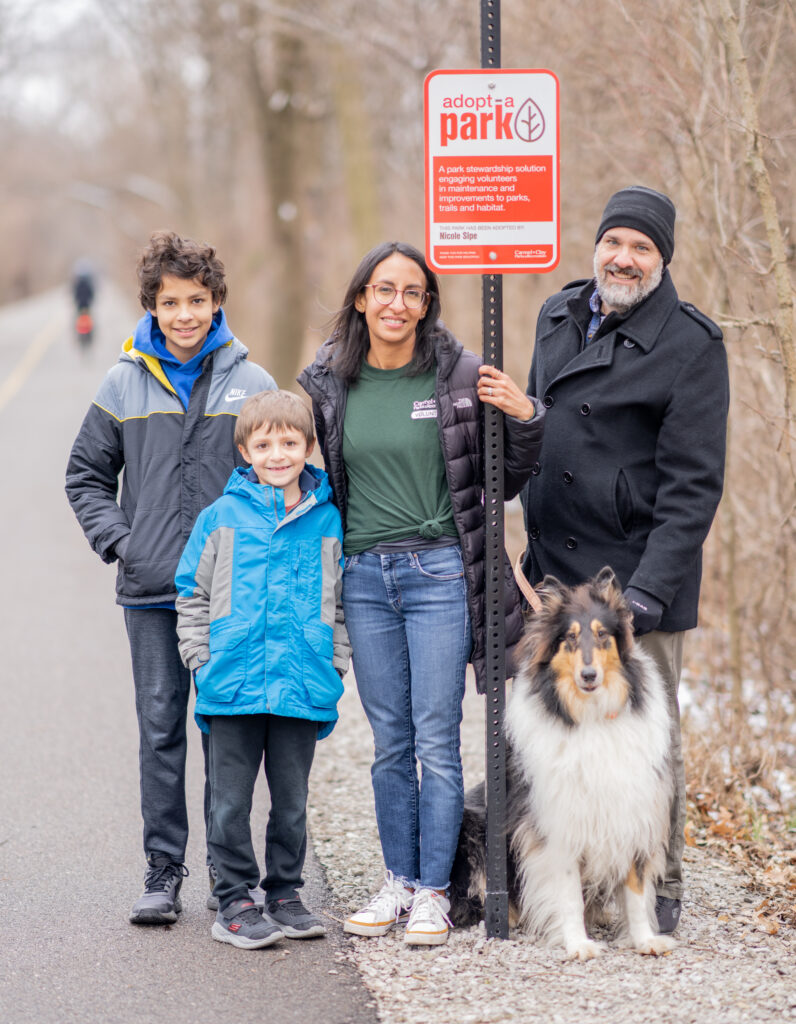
[[514, 98, 545, 142]]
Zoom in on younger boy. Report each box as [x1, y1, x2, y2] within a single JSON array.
[[175, 390, 350, 949], [66, 231, 276, 924]]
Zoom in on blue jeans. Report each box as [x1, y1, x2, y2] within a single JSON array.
[[342, 546, 472, 890]]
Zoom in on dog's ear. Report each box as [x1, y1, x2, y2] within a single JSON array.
[[537, 574, 568, 605], [592, 565, 621, 598], [592, 565, 635, 651]]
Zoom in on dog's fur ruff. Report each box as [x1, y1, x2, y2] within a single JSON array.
[[449, 567, 676, 959]]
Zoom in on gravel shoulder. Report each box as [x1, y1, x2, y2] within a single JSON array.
[[308, 671, 796, 1024]]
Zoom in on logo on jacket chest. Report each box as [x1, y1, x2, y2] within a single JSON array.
[[411, 399, 438, 420]]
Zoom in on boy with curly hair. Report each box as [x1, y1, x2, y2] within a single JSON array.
[[66, 231, 276, 924]]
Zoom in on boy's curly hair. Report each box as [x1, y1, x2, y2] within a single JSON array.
[[137, 230, 228, 311]]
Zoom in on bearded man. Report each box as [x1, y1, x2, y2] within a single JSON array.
[[520, 186, 729, 934]]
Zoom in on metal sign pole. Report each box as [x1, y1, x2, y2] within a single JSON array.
[[480, 0, 509, 941]]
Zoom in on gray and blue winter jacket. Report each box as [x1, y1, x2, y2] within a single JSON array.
[[65, 320, 276, 604], [175, 465, 350, 737]]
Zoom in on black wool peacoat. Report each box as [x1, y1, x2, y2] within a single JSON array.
[[520, 271, 729, 633]]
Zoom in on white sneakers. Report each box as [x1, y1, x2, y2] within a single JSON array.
[[404, 888, 452, 946], [344, 874, 451, 945], [343, 872, 414, 936]]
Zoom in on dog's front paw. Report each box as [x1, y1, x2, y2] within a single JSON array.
[[635, 934, 676, 956], [566, 938, 605, 961]]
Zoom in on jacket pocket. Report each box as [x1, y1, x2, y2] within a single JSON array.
[[613, 468, 634, 538], [413, 546, 464, 581], [196, 621, 250, 703], [302, 622, 344, 710]]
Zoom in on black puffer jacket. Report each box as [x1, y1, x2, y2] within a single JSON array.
[[298, 328, 544, 691]]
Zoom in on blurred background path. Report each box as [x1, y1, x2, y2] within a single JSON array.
[[0, 288, 377, 1024]]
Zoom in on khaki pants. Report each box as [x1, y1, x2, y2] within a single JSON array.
[[637, 630, 686, 901]]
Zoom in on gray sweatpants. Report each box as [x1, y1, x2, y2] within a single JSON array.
[[638, 629, 686, 901], [206, 713, 318, 911]]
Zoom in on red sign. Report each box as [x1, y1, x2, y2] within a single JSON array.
[[425, 70, 560, 274]]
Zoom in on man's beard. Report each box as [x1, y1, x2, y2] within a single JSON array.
[[593, 252, 663, 314]]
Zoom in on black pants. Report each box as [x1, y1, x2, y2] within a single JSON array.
[[206, 713, 318, 911], [124, 608, 210, 864]]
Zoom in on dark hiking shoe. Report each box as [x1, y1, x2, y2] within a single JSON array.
[[212, 898, 284, 949], [655, 896, 682, 934], [207, 862, 264, 911], [207, 863, 219, 911], [130, 854, 188, 924], [265, 896, 326, 939]]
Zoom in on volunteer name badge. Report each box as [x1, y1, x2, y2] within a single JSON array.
[[424, 69, 559, 274]]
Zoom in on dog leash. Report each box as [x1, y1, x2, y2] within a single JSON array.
[[513, 551, 543, 614]]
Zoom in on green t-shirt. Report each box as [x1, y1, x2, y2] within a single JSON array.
[[342, 363, 457, 555]]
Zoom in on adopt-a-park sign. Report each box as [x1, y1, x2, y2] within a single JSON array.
[[424, 69, 560, 274]]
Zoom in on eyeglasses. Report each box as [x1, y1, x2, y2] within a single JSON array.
[[365, 283, 428, 309]]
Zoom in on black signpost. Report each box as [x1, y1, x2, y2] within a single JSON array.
[[479, 0, 509, 941], [425, 0, 558, 943]]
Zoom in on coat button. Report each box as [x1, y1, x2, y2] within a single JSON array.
[[565, 537, 577, 549], [563, 471, 573, 484], [624, 338, 636, 348], [580, 403, 591, 415], [531, 461, 541, 475], [543, 395, 555, 408], [530, 527, 540, 539]]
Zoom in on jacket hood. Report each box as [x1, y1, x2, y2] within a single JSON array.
[[131, 308, 233, 365], [120, 315, 248, 392], [223, 463, 334, 516]]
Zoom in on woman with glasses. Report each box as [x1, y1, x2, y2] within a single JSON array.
[[299, 241, 544, 945]]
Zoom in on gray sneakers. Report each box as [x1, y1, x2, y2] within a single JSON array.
[[212, 898, 284, 949], [265, 897, 326, 939], [207, 863, 265, 911], [130, 854, 188, 924]]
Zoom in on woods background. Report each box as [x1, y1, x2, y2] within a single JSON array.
[[1, 0, 793, 887]]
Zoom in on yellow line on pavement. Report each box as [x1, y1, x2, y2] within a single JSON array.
[[0, 313, 65, 415]]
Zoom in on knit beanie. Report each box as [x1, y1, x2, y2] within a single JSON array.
[[595, 186, 676, 265]]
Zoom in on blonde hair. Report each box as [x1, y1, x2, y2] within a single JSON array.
[[234, 390, 315, 449]]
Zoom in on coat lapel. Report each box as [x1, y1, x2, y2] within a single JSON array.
[[537, 272, 679, 391]]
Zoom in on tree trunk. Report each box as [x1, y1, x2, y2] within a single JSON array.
[[717, 0, 796, 459], [242, 14, 314, 390]]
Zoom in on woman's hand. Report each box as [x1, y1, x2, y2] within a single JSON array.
[[477, 366, 535, 421]]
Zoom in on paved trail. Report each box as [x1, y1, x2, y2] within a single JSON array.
[[4, 286, 792, 1024], [0, 287, 376, 1024]]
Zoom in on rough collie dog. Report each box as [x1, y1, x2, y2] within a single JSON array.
[[450, 567, 675, 959]]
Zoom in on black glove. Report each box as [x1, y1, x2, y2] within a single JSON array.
[[623, 587, 664, 636]]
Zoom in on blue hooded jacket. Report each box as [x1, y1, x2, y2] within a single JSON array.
[[175, 464, 350, 738]]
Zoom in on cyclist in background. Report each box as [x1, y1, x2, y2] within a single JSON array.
[[72, 260, 96, 346]]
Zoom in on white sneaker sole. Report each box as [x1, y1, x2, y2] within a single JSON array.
[[343, 920, 392, 937], [404, 928, 449, 945], [211, 922, 283, 949], [343, 912, 410, 937]]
